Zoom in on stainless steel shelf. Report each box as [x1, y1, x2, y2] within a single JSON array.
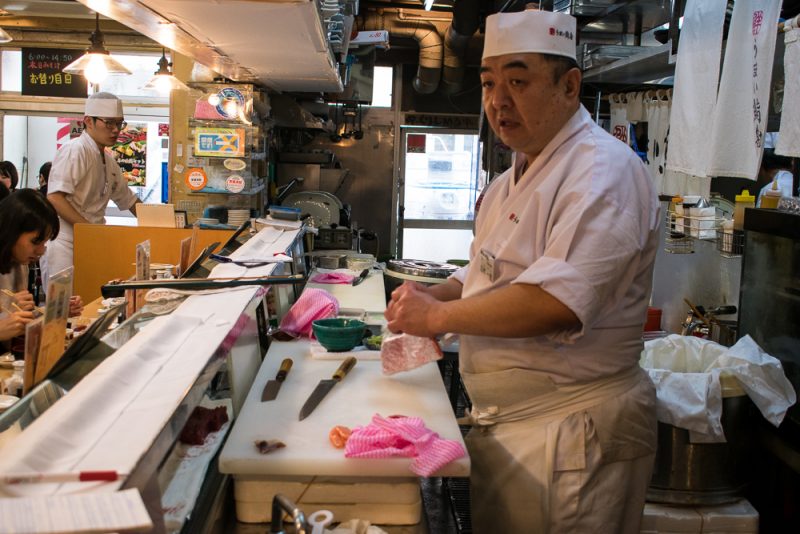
[[582, 42, 674, 85]]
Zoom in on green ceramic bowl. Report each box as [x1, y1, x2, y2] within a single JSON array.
[[312, 318, 366, 352]]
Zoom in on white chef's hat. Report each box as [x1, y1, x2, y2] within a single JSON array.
[[483, 9, 577, 62], [85, 92, 124, 117]]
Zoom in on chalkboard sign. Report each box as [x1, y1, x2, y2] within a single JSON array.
[[22, 47, 88, 98]]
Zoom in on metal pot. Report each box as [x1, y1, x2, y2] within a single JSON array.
[[384, 259, 460, 301], [647, 378, 757, 505]]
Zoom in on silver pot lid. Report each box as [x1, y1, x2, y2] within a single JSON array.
[[386, 259, 460, 279]]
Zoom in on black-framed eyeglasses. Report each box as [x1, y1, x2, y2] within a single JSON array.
[[93, 117, 127, 130]]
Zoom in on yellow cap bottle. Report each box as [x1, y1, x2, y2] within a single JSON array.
[[760, 179, 783, 209], [733, 189, 755, 230]]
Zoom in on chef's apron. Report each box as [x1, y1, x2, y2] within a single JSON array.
[[40, 223, 73, 292], [462, 365, 656, 533]]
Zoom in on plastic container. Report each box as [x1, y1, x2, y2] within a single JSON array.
[[645, 307, 662, 332], [733, 190, 755, 231], [760, 179, 783, 209]]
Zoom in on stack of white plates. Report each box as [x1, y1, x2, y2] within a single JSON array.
[[196, 217, 220, 226], [227, 209, 250, 227]]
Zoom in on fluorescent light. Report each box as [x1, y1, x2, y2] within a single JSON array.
[[424, 0, 434, 11]]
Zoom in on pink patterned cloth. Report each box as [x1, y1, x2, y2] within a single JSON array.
[[310, 272, 355, 284], [279, 288, 339, 337], [344, 414, 466, 476]]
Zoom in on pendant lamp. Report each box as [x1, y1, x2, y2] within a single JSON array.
[[63, 13, 132, 85], [0, 27, 12, 44], [143, 49, 189, 94]]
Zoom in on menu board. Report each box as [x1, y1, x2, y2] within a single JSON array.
[[111, 124, 148, 186], [21, 47, 88, 98]]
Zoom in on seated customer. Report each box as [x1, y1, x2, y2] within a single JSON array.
[[38, 162, 52, 195], [756, 150, 795, 207], [0, 190, 83, 348], [0, 161, 19, 192]]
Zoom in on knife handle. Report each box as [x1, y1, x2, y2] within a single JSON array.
[[276, 358, 293, 381], [333, 356, 357, 381]]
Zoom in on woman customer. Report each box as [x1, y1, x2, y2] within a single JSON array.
[[0, 161, 19, 192], [38, 162, 52, 195], [0, 190, 83, 348]]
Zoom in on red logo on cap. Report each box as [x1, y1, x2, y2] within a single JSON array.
[[549, 27, 555, 35]]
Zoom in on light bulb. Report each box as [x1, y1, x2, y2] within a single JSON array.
[[84, 54, 109, 85], [153, 75, 173, 95], [207, 93, 221, 106]]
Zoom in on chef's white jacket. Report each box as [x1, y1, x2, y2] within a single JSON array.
[[42, 132, 138, 287], [454, 105, 661, 384]]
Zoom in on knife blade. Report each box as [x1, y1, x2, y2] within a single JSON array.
[[261, 358, 293, 402], [352, 268, 370, 286], [298, 356, 357, 420]]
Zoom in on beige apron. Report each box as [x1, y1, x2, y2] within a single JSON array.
[[462, 365, 656, 533]]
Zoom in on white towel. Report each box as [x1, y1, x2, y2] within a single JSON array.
[[666, 0, 728, 177], [646, 97, 671, 193], [777, 28, 800, 157], [626, 92, 646, 123], [707, 0, 781, 179], [609, 95, 630, 146]]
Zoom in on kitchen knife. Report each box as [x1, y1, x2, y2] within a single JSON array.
[[352, 268, 370, 286], [261, 358, 293, 402], [298, 356, 357, 420]]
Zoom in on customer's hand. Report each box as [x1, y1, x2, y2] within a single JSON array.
[[13, 290, 34, 311], [68, 295, 84, 318], [0, 311, 34, 341]]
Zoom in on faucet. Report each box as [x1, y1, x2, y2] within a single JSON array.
[[269, 493, 309, 534]]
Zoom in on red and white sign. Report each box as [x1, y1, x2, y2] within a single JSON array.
[[185, 168, 207, 191], [225, 174, 246, 193]]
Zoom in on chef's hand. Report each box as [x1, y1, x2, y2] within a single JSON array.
[[68, 295, 84, 318], [385, 281, 440, 337], [0, 311, 34, 341], [13, 290, 35, 311]]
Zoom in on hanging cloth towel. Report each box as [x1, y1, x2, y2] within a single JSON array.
[[345, 414, 466, 476], [279, 288, 339, 337], [666, 0, 728, 177], [626, 92, 646, 123], [707, 0, 781, 179], [609, 94, 630, 146], [645, 97, 671, 192], [777, 28, 800, 157]]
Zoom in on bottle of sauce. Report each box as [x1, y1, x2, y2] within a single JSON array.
[[760, 179, 783, 209], [733, 190, 755, 231]]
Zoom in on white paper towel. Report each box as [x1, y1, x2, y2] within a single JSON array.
[[640, 335, 796, 443], [707, 0, 781, 179], [777, 28, 800, 157], [666, 0, 728, 177]]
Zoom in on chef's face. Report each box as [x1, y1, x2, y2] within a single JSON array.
[[13, 230, 49, 266], [480, 53, 581, 163], [84, 116, 125, 148]]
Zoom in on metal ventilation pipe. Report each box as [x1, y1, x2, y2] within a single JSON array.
[[442, 0, 480, 95], [360, 12, 443, 94]]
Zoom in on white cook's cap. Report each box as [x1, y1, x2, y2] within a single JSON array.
[[483, 9, 577, 61], [85, 92, 124, 117]]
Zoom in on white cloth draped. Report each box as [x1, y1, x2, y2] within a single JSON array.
[[707, 0, 781, 179], [777, 28, 800, 157], [666, 0, 728, 177]]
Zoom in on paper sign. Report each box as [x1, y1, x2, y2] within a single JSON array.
[[179, 237, 192, 277], [35, 267, 73, 384], [224, 158, 247, 171], [194, 127, 245, 157], [23, 317, 44, 395], [185, 168, 207, 191], [225, 174, 246, 193], [137, 203, 176, 228]]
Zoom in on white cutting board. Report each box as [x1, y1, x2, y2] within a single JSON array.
[[218, 338, 470, 478], [306, 268, 386, 313]]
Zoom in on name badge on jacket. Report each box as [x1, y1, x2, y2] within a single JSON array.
[[479, 248, 497, 282]]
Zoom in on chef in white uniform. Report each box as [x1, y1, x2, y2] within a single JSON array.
[[385, 8, 660, 533], [42, 92, 140, 290]]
